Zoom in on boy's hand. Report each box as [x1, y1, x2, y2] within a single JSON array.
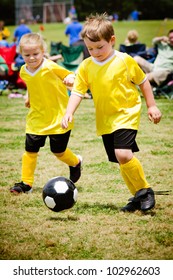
[[61, 113, 73, 129], [148, 106, 162, 124], [63, 74, 75, 87], [25, 98, 30, 108]]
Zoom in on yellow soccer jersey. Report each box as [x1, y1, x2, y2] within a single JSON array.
[[20, 58, 74, 135], [71, 50, 147, 136]]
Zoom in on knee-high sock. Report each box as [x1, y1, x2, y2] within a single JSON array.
[[120, 166, 136, 195], [54, 148, 79, 167], [120, 156, 150, 195], [21, 151, 38, 186]]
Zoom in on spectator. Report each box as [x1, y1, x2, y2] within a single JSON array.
[[124, 30, 139, 45], [13, 19, 32, 47], [0, 55, 8, 76], [68, 5, 77, 19], [129, 10, 141, 21], [0, 38, 10, 47], [12, 19, 32, 70], [134, 29, 173, 86], [65, 16, 90, 59], [65, 16, 83, 46], [119, 30, 147, 58], [0, 20, 10, 40], [112, 13, 119, 21]]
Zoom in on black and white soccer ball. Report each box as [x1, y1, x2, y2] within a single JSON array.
[[42, 176, 78, 212]]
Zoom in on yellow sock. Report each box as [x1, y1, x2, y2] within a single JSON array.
[[120, 156, 150, 194], [120, 164, 136, 195], [54, 148, 79, 167], [21, 152, 38, 186]]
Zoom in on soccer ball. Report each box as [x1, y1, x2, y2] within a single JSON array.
[[42, 176, 78, 212]]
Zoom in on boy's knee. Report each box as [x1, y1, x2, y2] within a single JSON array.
[[115, 149, 133, 164], [53, 152, 65, 158]]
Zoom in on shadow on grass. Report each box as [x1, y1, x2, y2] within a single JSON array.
[[48, 215, 79, 221], [73, 202, 119, 216], [45, 202, 119, 221]]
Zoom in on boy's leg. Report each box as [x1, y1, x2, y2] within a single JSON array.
[[120, 157, 155, 211], [21, 151, 38, 186], [10, 151, 38, 194], [54, 149, 82, 183], [50, 132, 82, 183], [55, 148, 80, 167], [10, 134, 45, 194], [102, 130, 155, 212], [120, 156, 150, 192], [119, 165, 136, 195]]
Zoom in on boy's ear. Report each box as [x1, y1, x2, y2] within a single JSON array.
[[111, 35, 116, 45]]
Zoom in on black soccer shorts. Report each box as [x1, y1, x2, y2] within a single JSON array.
[[25, 130, 71, 153], [102, 129, 139, 163]]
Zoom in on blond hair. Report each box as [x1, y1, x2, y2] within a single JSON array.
[[19, 33, 47, 54], [126, 30, 139, 44], [81, 13, 115, 42]]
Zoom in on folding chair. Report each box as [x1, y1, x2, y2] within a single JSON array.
[[119, 43, 146, 57], [0, 44, 17, 75], [0, 45, 26, 91], [58, 44, 84, 72], [50, 41, 62, 56]]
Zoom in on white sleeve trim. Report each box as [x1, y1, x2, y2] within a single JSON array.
[[71, 91, 85, 98], [138, 76, 147, 85]]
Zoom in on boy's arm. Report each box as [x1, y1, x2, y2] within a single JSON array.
[[139, 79, 162, 124], [24, 90, 30, 108], [61, 94, 83, 129]]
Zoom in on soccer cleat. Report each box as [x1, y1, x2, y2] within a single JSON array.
[[136, 187, 155, 211], [10, 182, 32, 194], [120, 197, 141, 212], [69, 155, 82, 183]]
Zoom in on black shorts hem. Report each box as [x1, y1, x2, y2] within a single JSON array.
[[102, 129, 139, 163]]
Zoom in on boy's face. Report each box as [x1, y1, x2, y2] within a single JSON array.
[[84, 35, 115, 62], [21, 45, 44, 71]]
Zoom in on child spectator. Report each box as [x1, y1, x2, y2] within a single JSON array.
[[0, 20, 10, 40], [124, 30, 139, 45]]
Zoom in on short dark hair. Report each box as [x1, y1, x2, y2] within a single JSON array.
[[168, 29, 173, 35]]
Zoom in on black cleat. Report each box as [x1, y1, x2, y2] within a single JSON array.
[[135, 188, 155, 211], [121, 197, 141, 212], [10, 182, 32, 194]]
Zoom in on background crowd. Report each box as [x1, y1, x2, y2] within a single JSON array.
[[0, 10, 173, 98]]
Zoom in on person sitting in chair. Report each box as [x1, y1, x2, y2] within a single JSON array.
[[124, 30, 139, 45], [134, 29, 173, 86]]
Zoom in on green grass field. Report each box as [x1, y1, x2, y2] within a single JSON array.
[[0, 20, 173, 260]]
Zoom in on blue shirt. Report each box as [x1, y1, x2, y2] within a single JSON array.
[[130, 10, 140, 21], [14, 24, 31, 45], [65, 21, 83, 45]]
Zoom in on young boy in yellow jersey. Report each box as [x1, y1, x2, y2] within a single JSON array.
[[61, 13, 162, 212], [10, 33, 82, 194]]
